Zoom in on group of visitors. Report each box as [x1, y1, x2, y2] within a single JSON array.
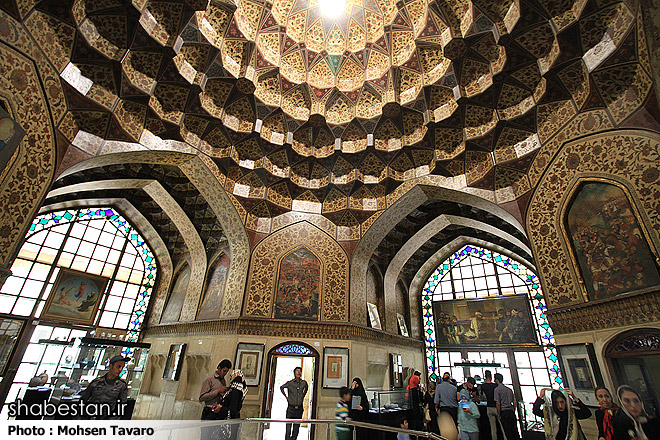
[[427, 370, 521, 440], [533, 385, 659, 440], [198, 360, 659, 440]]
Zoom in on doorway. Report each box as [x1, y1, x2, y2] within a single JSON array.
[[606, 329, 660, 419], [263, 342, 318, 440]]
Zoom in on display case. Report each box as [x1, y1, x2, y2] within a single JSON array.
[[365, 389, 409, 414], [34, 337, 149, 396]]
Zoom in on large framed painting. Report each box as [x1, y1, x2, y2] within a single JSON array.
[[197, 252, 230, 320], [564, 181, 660, 301], [432, 294, 536, 345], [0, 105, 26, 180], [160, 263, 191, 324], [234, 343, 264, 386], [41, 268, 109, 326], [0, 318, 25, 376], [322, 347, 349, 389], [274, 247, 321, 321]]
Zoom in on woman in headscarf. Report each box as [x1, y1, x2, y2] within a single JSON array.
[[425, 381, 440, 434], [595, 387, 619, 440], [407, 374, 425, 431], [612, 385, 660, 440], [350, 377, 370, 440], [212, 370, 248, 440], [532, 388, 591, 440]]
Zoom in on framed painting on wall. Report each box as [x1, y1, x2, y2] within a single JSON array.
[[564, 181, 660, 301], [367, 302, 382, 330], [163, 343, 187, 381], [41, 268, 109, 326], [0, 104, 26, 178], [274, 247, 321, 321], [397, 313, 409, 337], [557, 343, 604, 406], [234, 343, 264, 386], [197, 252, 230, 320], [432, 294, 536, 345], [322, 347, 349, 389], [161, 263, 191, 324], [390, 353, 403, 388]]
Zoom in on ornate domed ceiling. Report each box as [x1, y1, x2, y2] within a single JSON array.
[[12, 0, 654, 235]]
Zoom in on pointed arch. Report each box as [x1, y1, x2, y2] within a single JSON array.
[[244, 221, 348, 321]]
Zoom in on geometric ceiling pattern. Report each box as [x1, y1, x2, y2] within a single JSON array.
[[12, 0, 653, 234]]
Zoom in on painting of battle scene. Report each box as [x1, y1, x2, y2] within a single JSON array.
[[433, 294, 536, 345], [274, 247, 321, 321], [197, 252, 230, 320], [566, 182, 660, 301]]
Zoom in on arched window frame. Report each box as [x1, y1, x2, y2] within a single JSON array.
[[8, 207, 158, 340], [421, 245, 561, 386]]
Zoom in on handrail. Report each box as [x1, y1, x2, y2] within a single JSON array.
[[142, 417, 449, 440]]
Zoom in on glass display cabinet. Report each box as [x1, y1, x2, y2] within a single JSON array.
[[365, 389, 409, 413], [20, 336, 150, 419]]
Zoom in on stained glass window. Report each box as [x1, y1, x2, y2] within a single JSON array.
[[273, 344, 314, 355], [3, 208, 157, 340], [422, 245, 562, 388]]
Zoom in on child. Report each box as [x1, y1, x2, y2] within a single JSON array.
[[336, 386, 352, 440], [457, 393, 480, 440], [397, 416, 411, 440]]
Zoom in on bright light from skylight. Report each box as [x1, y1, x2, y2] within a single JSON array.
[[319, 0, 346, 18]]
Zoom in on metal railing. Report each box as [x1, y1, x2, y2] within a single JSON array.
[[137, 417, 449, 440]]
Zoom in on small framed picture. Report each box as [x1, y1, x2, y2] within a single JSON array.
[[557, 343, 603, 406], [323, 347, 349, 389], [397, 313, 409, 337], [42, 268, 109, 326], [390, 353, 403, 388], [367, 302, 382, 330], [567, 358, 594, 390], [235, 343, 264, 386], [163, 343, 187, 381]]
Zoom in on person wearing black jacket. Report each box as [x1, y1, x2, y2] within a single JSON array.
[[211, 370, 248, 440], [612, 385, 660, 440], [350, 377, 370, 440], [532, 388, 590, 440], [407, 374, 425, 431], [425, 381, 440, 434]]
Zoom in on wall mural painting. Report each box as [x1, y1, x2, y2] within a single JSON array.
[[274, 247, 321, 321], [432, 295, 536, 345], [0, 105, 26, 180], [160, 263, 191, 324], [197, 253, 230, 320], [566, 182, 660, 301]]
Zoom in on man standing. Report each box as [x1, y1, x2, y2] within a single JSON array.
[[494, 373, 520, 440], [199, 359, 231, 420], [281, 366, 308, 440], [481, 370, 500, 440], [80, 354, 129, 419], [434, 372, 458, 425]]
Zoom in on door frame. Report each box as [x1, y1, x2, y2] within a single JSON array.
[[604, 328, 660, 417], [261, 341, 320, 432]]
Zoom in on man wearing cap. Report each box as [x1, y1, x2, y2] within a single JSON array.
[[80, 354, 129, 419]]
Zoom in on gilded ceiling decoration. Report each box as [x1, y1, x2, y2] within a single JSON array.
[[6, 0, 653, 235]]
